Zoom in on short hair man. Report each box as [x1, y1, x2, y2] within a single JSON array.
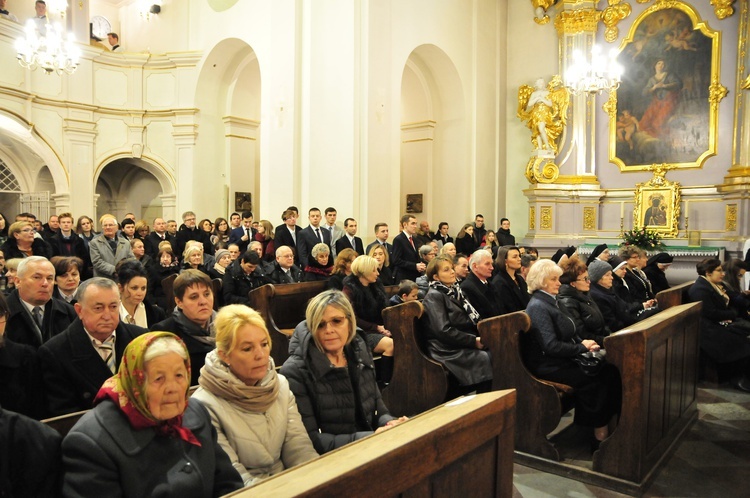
[[144, 217, 175, 259], [273, 209, 302, 265], [222, 250, 270, 305], [175, 210, 213, 258], [335, 218, 364, 256], [107, 32, 120, 51], [391, 214, 426, 282], [297, 207, 332, 268], [473, 214, 487, 246], [249, 240, 274, 275], [227, 243, 241, 261], [434, 222, 453, 248], [49, 213, 90, 277], [416, 220, 435, 247], [5, 256, 77, 348], [41, 214, 59, 241], [228, 210, 256, 254], [459, 249, 503, 320], [496, 217, 515, 246], [166, 219, 178, 237], [365, 222, 391, 257], [32, 1, 46, 34], [323, 207, 344, 256], [270, 245, 302, 284], [454, 254, 470, 282], [89, 214, 134, 280], [37, 278, 146, 415], [229, 212, 241, 229], [119, 217, 136, 241]]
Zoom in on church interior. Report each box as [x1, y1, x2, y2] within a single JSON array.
[[1, 0, 750, 496]]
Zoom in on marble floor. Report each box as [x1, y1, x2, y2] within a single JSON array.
[[512, 381, 750, 497]]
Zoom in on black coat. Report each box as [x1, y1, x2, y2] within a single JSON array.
[[589, 283, 637, 332], [5, 289, 78, 349], [335, 236, 364, 256], [297, 225, 332, 268], [273, 225, 303, 264], [421, 288, 492, 386], [222, 260, 270, 305], [149, 315, 214, 386], [49, 231, 92, 279], [0, 339, 42, 418], [175, 226, 214, 259], [279, 323, 394, 454], [0, 406, 62, 497], [0, 237, 53, 260], [624, 268, 655, 301], [144, 231, 175, 259], [459, 272, 503, 320], [643, 264, 670, 295], [390, 232, 422, 282], [61, 400, 243, 498], [490, 270, 529, 314], [688, 277, 750, 364], [496, 229, 515, 246], [455, 234, 478, 256], [269, 263, 303, 285], [557, 284, 611, 344], [342, 275, 387, 335], [38, 319, 146, 416]]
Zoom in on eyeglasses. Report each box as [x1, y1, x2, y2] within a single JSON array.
[[20, 228, 34, 233], [576, 276, 590, 282]]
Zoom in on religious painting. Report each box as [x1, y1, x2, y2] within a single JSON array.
[[406, 194, 423, 214], [234, 192, 252, 212], [633, 170, 681, 238], [608, 2, 722, 171]]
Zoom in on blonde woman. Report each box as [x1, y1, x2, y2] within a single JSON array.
[[193, 305, 318, 486]]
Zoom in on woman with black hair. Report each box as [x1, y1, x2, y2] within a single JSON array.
[[116, 259, 165, 328], [490, 245, 529, 314]]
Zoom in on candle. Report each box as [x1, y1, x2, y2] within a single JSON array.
[[620, 201, 624, 218], [685, 200, 689, 217]]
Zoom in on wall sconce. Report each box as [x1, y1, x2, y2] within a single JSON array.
[[138, 1, 162, 22]]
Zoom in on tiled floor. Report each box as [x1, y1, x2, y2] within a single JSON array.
[[512, 382, 750, 497]]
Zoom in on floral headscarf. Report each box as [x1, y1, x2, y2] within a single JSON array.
[[94, 331, 201, 446]]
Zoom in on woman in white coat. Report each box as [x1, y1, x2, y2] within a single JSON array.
[[192, 304, 318, 487]]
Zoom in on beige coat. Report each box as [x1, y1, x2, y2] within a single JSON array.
[[192, 353, 318, 487]]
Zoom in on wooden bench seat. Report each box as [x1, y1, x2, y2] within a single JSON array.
[[380, 301, 448, 416], [478, 311, 575, 461]]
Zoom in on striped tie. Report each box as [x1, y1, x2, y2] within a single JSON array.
[[96, 337, 116, 374]]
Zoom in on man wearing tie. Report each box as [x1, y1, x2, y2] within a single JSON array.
[[228, 211, 257, 254], [297, 207, 332, 268], [144, 217, 175, 259], [391, 214, 426, 282], [37, 278, 146, 416], [273, 209, 303, 264], [323, 207, 345, 256], [365, 222, 392, 258], [5, 257, 77, 349], [335, 218, 365, 256]]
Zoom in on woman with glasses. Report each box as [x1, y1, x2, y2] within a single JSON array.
[[688, 258, 750, 392], [557, 257, 612, 345], [0, 221, 52, 260]]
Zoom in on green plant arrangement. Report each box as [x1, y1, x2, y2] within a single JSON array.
[[621, 227, 665, 251]]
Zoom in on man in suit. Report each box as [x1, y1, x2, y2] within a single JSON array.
[[269, 245, 303, 284], [49, 212, 92, 279], [37, 278, 146, 416], [297, 207, 332, 268], [323, 207, 345, 257], [433, 222, 454, 248], [460, 249, 503, 320], [391, 214, 426, 282], [365, 222, 392, 257], [228, 210, 257, 254], [335, 218, 365, 256], [89, 214, 134, 280], [273, 209, 303, 264], [144, 217, 175, 259], [5, 257, 78, 349]]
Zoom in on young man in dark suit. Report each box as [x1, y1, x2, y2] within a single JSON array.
[[273, 209, 303, 265], [335, 218, 365, 256], [228, 211, 257, 254], [391, 214, 426, 282], [297, 207, 332, 268]]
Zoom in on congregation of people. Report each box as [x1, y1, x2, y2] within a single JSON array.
[[1, 205, 750, 497]]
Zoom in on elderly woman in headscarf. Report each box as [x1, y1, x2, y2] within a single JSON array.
[[193, 305, 318, 487], [61, 332, 243, 497]]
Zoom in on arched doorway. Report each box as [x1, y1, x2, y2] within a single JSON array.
[[400, 45, 466, 231], [95, 158, 171, 223]]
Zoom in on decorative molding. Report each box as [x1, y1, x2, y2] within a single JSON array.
[[529, 207, 536, 230], [709, 80, 729, 104], [602, 91, 618, 118], [540, 207, 553, 230], [725, 204, 737, 231], [710, 0, 736, 20], [554, 9, 600, 36], [583, 206, 597, 230], [601, 0, 632, 43], [525, 157, 560, 184]]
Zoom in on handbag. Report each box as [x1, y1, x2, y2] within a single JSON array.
[[572, 349, 607, 377]]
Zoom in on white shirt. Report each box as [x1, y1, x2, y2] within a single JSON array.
[[119, 302, 148, 328]]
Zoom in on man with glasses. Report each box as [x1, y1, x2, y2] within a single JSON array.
[[175, 210, 214, 259], [270, 246, 302, 284], [89, 214, 134, 280]]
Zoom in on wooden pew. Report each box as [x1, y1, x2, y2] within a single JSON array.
[[655, 281, 693, 310], [595, 302, 701, 491], [478, 311, 574, 461], [247, 284, 291, 366], [381, 301, 448, 416], [226, 391, 517, 498], [212, 278, 223, 310]]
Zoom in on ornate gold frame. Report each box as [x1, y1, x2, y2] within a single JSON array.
[[633, 166, 681, 237], [607, 1, 726, 171]]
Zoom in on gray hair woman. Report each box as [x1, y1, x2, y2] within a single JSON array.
[[61, 332, 243, 497], [303, 242, 332, 282], [193, 305, 318, 486], [279, 290, 406, 454]]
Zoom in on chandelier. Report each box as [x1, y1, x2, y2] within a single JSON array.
[[15, 21, 80, 75], [564, 45, 623, 95]]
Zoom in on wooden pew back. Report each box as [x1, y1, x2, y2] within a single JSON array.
[[381, 301, 448, 416], [161, 273, 178, 314], [655, 281, 693, 310], [270, 280, 327, 330], [595, 302, 702, 488], [226, 391, 517, 498], [247, 284, 291, 366], [478, 311, 572, 461]]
